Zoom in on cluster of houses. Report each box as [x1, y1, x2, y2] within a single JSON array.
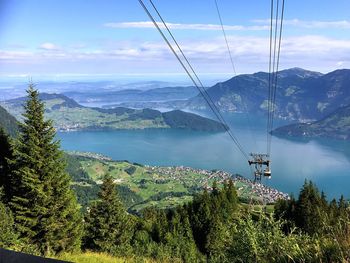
[[236, 175, 289, 203], [146, 165, 288, 203]]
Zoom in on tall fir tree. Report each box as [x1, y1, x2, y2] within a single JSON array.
[[9, 84, 82, 255], [295, 180, 325, 235], [84, 174, 133, 255], [0, 127, 14, 202]]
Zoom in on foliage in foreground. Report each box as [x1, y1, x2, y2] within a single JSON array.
[[0, 196, 18, 249], [55, 251, 159, 263], [82, 177, 350, 263]]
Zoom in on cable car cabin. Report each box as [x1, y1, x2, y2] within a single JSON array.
[[263, 160, 271, 178], [264, 168, 271, 178], [248, 153, 271, 182]]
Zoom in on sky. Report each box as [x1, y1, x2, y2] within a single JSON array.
[[1, 0, 350, 81]]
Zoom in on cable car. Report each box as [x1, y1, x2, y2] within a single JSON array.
[[248, 153, 271, 182], [264, 168, 271, 178]]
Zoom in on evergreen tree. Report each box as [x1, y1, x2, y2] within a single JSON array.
[[329, 198, 338, 218], [189, 189, 211, 254], [84, 175, 133, 255], [295, 180, 324, 235], [0, 127, 13, 202], [338, 195, 348, 216], [9, 84, 82, 255], [274, 194, 297, 233], [188, 181, 238, 256], [206, 214, 230, 262], [165, 208, 200, 262]]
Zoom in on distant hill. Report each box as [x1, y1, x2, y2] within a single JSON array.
[[170, 68, 350, 122], [0, 105, 18, 136], [0, 93, 226, 132], [63, 86, 198, 107], [162, 110, 226, 131], [273, 103, 350, 140]]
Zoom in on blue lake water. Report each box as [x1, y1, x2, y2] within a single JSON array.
[[57, 113, 350, 200]]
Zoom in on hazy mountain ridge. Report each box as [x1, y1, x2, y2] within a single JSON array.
[[0, 80, 190, 102], [1, 93, 227, 132], [63, 86, 198, 107]]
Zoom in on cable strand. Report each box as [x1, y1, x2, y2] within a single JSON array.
[[139, 0, 249, 160]]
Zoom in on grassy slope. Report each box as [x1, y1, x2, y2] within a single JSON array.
[[67, 153, 278, 213], [72, 158, 201, 212]]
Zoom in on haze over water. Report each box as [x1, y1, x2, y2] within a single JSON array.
[[58, 112, 350, 200]]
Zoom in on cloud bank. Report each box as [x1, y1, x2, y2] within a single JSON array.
[[1, 33, 350, 75], [104, 21, 268, 31]]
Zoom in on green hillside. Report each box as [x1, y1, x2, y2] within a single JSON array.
[[1, 93, 226, 132], [66, 152, 288, 213], [273, 104, 350, 140], [0, 105, 18, 136]]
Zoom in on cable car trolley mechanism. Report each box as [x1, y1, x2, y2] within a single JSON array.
[[248, 153, 271, 182]]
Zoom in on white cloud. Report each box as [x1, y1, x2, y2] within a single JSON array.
[[286, 19, 350, 29], [104, 21, 268, 31], [2, 35, 350, 74], [104, 19, 350, 32], [336, 61, 344, 67], [0, 50, 34, 60], [253, 19, 350, 29], [39, 42, 61, 51]]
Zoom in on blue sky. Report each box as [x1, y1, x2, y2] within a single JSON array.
[[1, 0, 350, 80]]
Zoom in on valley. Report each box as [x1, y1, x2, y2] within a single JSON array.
[[1, 68, 350, 198]]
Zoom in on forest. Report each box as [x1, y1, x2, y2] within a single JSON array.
[[0, 86, 349, 262]]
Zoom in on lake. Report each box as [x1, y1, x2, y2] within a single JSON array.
[[57, 112, 350, 200]]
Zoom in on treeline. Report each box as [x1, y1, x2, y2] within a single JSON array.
[[80, 176, 350, 262], [0, 86, 349, 262], [275, 180, 349, 236]]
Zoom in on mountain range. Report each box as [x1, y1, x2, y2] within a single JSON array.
[[177, 68, 350, 122], [1, 68, 350, 140], [63, 86, 198, 107], [143, 68, 350, 140]]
